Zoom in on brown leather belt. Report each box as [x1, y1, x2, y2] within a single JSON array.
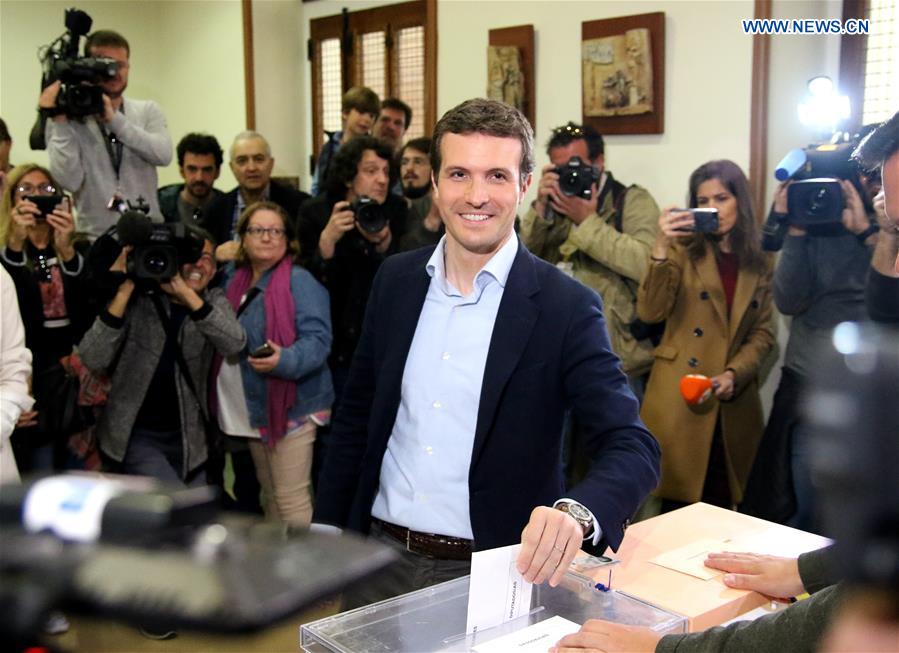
[[372, 518, 473, 561]]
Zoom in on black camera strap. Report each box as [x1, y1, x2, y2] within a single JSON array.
[[148, 292, 210, 427], [98, 122, 123, 180]]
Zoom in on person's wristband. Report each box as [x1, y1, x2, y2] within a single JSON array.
[[856, 223, 880, 244]]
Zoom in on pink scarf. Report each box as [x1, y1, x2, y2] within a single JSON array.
[[225, 256, 297, 447]]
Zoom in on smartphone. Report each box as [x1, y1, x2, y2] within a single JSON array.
[[23, 195, 65, 221], [248, 342, 275, 359], [674, 208, 719, 233]]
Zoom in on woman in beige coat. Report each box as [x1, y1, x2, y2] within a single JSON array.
[[638, 160, 774, 510]]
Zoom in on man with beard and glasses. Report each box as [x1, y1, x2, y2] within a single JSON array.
[[398, 137, 444, 252], [39, 29, 172, 239], [158, 133, 224, 224]]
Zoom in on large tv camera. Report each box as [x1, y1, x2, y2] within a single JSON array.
[[38, 8, 119, 119], [762, 134, 864, 251], [0, 474, 395, 651], [114, 198, 205, 282]]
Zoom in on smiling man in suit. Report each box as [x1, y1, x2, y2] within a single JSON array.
[[313, 98, 660, 608]]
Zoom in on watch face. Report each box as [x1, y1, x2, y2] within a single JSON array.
[[567, 502, 591, 522]]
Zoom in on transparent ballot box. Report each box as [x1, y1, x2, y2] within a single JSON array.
[[300, 572, 687, 652]]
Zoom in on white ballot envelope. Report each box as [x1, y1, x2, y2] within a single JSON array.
[[466, 544, 533, 634]]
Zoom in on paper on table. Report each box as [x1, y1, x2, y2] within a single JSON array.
[[648, 538, 728, 580], [466, 544, 533, 634], [472, 615, 581, 653]]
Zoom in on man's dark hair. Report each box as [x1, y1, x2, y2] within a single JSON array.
[[0, 117, 10, 143], [85, 30, 130, 57], [431, 98, 534, 186], [401, 137, 432, 159], [325, 135, 396, 198], [546, 121, 604, 160], [854, 110, 899, 170], [342, 86, 381, 118], [381, 98, 412, 130], [176, 133, 224, 168]]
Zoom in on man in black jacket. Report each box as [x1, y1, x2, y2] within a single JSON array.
[[298, 135, 408, 395], [158, 133, 224, 224], [298, 136, 408, 490], [201, 131, 309, 262]]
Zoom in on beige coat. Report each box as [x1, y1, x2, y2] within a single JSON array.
[[520, 183, 659, 376], [637, 244, 775, 503]]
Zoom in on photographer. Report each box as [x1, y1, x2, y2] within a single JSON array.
[[741, 166, 877, 532], [78, 228, 245, 484], [637, 160, 774, 515], [298, 136, 408, 388], [39, 30, 172, 239], [297, 136, 407, 485], [520, 122, 660, 395], [0, 164, 92, 473]]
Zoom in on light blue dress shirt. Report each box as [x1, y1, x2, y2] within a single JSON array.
[[370, 234, 520, 539]]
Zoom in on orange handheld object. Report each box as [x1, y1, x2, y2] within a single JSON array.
[[680, 374, 713, 405]]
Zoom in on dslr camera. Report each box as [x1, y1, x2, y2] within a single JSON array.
[[352, 195, 388, 234], [38, 8, 119, 119], [545, 156, 600, 221], [115, 199, 204, 282], [763, 135, 863, 250]]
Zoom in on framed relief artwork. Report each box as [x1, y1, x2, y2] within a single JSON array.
[[488, 25, 535, 130], [582, 12, 665, 134]]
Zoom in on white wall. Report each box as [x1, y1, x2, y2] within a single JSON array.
[[251, 0, 305, 182], [436, 0, 755, 211], [0, 0, 245, 191]]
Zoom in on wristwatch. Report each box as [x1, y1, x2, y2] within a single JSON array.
[[555, 501, 593, 537]]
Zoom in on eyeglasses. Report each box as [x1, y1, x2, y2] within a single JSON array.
[[16, 182, 58, 196], [551, 123, 584, 137], [245, 226, 287, 240]]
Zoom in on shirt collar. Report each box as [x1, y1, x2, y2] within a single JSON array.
[[426, 231, 519, 294], [237, 184, 271, 211]]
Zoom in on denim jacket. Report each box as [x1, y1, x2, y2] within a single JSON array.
[[223, 262, 334, 427]]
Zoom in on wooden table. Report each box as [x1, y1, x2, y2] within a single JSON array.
[[599, 503, 831, 631]]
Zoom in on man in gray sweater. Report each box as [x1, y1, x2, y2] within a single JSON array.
[[38, 29, 172, 239]]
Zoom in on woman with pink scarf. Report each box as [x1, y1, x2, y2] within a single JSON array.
[[215, 201, 334, 527]]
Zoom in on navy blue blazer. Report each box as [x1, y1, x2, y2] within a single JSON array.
[[314, 241, 660, 553]]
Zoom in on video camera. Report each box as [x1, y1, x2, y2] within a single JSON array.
[[763, 134, 863, 251], [114, 198, 205, 282], [352, 195, 389, 234], [546, 156, 600, 221], [0, 474, 395, 650], [38, 8, 119, 119]]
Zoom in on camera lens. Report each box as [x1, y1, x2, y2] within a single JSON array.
[[355, 201, 388, 234], [141, 247, 171, 277], [560, 170, 580, 194]]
